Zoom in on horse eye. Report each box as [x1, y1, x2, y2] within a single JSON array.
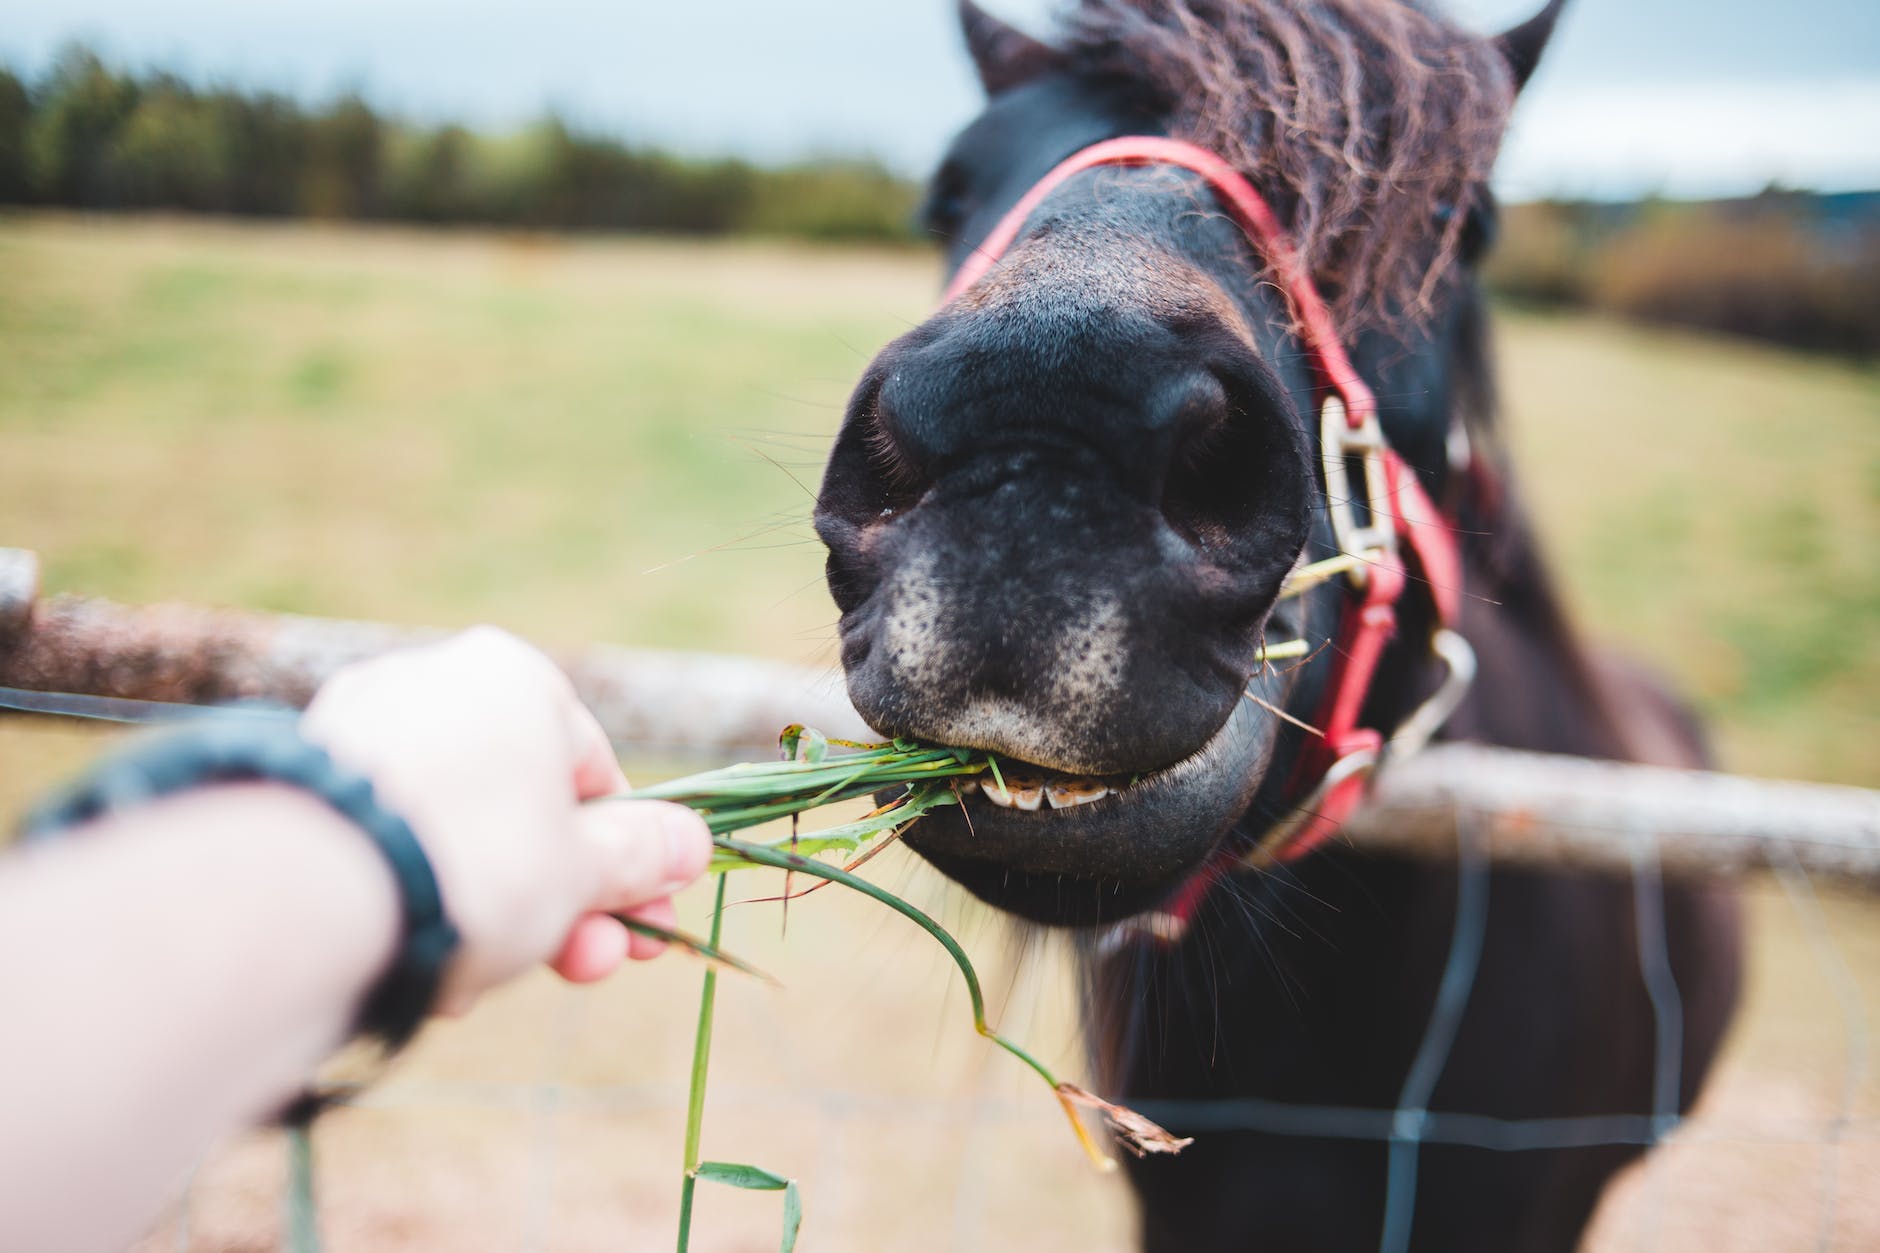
[[1460, 205, 1497, 263], [1435, 198, 1497, 265], [921, 165, 972, 241], [922, 192, 969, 241]]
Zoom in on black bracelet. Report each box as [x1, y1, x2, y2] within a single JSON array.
[[21, 716, 461, 1063]]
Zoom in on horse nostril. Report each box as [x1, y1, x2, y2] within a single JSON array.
[[1156, 375, 1241, 547], [1156, 369, 1295, 555], [865, 379, 938, 506]]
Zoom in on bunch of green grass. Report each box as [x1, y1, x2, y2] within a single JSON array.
[[630, 726, 989, 864], [603, 724, 1193, 1253]]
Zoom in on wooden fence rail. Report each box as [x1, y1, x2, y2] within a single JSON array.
[[0, 548, 868, 755], [5, 547, 1876, 888]]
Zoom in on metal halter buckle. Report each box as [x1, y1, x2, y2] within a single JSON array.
[[1234, 629, 1476, 874], [1389, 628, 1478, 760], [1319, 394, 1398, 583], [1237, 744, 1381, 871]]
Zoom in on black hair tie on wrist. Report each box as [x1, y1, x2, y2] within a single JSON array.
[[21, 715, 461, 1118]]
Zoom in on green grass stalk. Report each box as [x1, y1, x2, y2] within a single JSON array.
[[285, 1125, 320, 1253], [675, 874, 729, 1253]]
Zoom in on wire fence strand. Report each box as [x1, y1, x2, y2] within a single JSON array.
[[1379, 805, 1491, 1253]]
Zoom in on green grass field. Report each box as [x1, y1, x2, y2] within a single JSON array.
[[1, 214, 1876, 1251], [2, 214, 1872, 784]]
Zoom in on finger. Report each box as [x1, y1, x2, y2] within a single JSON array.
[[621, 898, 676, 962], [576, 801, 712, 912], [567, 703, 630, 801], [551, 913, 631, 983], [434, 984, 481, 1018]]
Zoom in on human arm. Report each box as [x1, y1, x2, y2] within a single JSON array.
[[0, 628, 709, 1252]]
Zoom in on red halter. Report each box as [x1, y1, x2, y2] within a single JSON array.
[[939, 137, 1467, 905]]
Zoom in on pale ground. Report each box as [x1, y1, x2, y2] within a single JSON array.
[[104, 873, 1880, 1253], [0, 217, 1874, 1250]]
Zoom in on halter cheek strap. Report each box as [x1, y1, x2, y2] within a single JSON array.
[[939, 137, 1471, 923]]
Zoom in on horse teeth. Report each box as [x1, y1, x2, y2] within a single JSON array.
[[977, 772, 1091, 811], [994, 773, 1045, 810], [1046, 779, 1110, 808], [956, 778, 980, 796]]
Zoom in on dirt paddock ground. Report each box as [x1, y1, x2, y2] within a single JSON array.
[[104, 864, 1880, 1252]]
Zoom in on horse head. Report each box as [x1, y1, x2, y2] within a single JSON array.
[[815, 0, 1566, 926]]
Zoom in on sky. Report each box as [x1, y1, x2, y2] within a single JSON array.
[[1, 0, 1876, 200]]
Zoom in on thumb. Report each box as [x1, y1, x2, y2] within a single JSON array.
[[575, 800, 712, 912]]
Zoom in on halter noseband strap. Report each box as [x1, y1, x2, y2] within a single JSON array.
[[945, 137, 1370, 422], [939, 136, 1470, 921]]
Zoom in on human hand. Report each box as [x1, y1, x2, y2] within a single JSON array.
[[300, 627, 711, 1014]]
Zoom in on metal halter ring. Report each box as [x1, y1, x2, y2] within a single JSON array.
[[1238, 744, 1381, 872], [1389, 628, 1478, 760], [1319, 394, 1399, 583]]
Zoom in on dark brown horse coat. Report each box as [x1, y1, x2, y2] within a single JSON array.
[[814, 3, 1742, 1248]]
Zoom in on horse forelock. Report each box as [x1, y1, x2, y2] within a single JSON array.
[[1060, 0, 1515, 336]]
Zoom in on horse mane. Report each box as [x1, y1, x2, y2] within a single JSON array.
[[1059, 0, 1514, 335]]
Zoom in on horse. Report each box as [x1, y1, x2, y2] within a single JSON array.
[[812, 2, 1743, 1248]]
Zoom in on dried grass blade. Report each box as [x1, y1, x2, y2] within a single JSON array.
[[616, 915, 777, 984]]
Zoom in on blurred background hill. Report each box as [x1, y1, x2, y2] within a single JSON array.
[[2, 44, 1876, 355], [1490, 192, 1880, 355]]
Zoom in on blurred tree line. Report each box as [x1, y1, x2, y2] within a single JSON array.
[[4, 47, 1874, 354], [1486, 193, 1880, 357], [0, 46, 921, 241]]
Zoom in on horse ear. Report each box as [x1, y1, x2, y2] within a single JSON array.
[[959, 0, 1066, 96], [1494, 0, 1568, 93]]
